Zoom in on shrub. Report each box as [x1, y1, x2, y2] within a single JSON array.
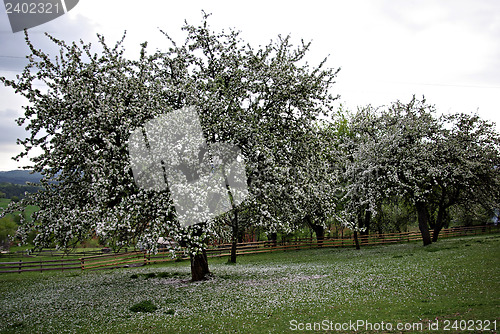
[[129, 300, 157, 313], [0, 217, 18, 250], [157, 271, 182, 278], [130, 274, 138, 279]]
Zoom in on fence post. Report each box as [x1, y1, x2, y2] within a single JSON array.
[[40, 260, 43, 273], [18, 260, 22, 274], [80, 258, 84, 271]]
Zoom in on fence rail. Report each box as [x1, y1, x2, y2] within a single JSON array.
[[0, 258, 81, 274], [1, 224, 498, 274], [1, 247, 132, 258]]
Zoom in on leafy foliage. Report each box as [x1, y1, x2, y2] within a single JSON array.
[[0, 216, 17, 249]]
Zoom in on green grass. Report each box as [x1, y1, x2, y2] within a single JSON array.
[[0, 198, 39, 223], [0, 234, 498, 333], [0, 198, 10, 209]]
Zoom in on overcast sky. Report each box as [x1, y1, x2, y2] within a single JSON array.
[[1, 0, 499, 171]]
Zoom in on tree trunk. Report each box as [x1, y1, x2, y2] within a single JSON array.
[[229, 210, 239, 264], [186, 223, 210, 282], [237, 231, 244, 243], [312, 224, 324, 247], [225, 175, 239, 263], [432, 205, 446, 242], [268, 232, 277, 247], [416, 201, 432, 246], [353, 231, 360, 250], [360, 210, 371, 244], [190, 249, 210, 282], [305, 215, 324, 247]]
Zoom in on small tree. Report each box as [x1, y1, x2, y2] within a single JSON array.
[[278, 124, 340, 247]]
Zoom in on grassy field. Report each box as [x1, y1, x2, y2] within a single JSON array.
[[0, 198, 38, 223], [0, 234, 498, 333]]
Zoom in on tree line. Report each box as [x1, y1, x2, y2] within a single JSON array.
[[0, 183, 39, 200]]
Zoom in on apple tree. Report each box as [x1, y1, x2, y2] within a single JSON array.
[[1, 15, 340, 278]]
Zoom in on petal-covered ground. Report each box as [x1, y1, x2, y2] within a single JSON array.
[[0, 235, 498, 333]]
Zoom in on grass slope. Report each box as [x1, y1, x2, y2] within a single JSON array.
[[0, 235, 498, 333], [0, 198, 11, 210]]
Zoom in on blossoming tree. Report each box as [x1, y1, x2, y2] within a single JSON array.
[[1, 15, 339, 278], [338, 97, 500, 246]]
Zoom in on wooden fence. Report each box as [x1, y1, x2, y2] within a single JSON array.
[[2, 247, 132, 259], [1, 224, 498, 274], [0, 258, 81, 274], [205, 224, 499, 257]]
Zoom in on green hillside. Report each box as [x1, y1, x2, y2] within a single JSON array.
[[0, 170, 42, 185], [0, 198, 39, 249]]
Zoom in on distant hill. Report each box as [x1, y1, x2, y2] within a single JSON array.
[[0, 170, 42, 185]]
